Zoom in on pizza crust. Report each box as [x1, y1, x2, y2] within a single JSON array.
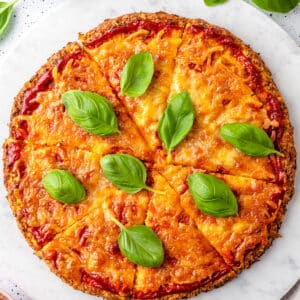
[[3, 12, 296, 300], [9, 42, 81, 121], [79, 11, 186, 46]]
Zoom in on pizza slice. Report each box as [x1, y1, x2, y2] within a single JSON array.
[[134, 171, 234, 298], [157, 20, 292, 182], [184, 19, 294, 166], [159, 165, 284, 270], [40, 206, 136, 299], [80, 12, 185, 150], [3, 140, 149, 250], [9, 42, 151, 161]]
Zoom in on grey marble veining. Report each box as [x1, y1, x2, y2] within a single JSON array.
[[244, 0, 300, 45], [0, 0, 299, 299]]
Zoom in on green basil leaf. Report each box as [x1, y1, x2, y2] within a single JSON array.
[[204, 0, 228, 6], [220, 123, 284, 157], [158, 91, 195, 162], [100, 154, 163, 194], [0, 0, 19, 38], [188, 173, 238, 217], [251, 0, 300, 13], [120, 52, 154, 97], [62, 90, 119, 136], [42, 169, 86, 204], [111, 217, 164, 267]]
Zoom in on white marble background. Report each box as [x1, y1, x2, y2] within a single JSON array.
[[0, 1, 300, 300], [0, 0, 299, 57]]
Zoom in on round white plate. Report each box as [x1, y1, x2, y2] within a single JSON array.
[[0, 0, 299, 299]]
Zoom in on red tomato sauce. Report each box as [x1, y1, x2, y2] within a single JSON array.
[[133, 268, 230, 298], [81, 269, 130, 294], [85, 20, 181, 49], [189, 24, 285, 184]]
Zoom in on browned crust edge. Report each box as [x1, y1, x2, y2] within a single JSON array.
[[78, 11, 187, 45], [40, 253, 235, 300], [2, 11, 297, 300], [39, 252, 133, 300], [3, 43, 83, 250], [242, 101, 296, 270], [2, 141, 39, 251], [132, 270, 236, 300], [9, 41, 82, 122]]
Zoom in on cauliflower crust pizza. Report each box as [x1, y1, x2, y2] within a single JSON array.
[[2, 12, 296, 300]]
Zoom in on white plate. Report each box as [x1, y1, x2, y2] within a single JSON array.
[[0, 0, 299, 299]]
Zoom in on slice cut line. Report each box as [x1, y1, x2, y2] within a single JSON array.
[[80, 12, 186, 151]]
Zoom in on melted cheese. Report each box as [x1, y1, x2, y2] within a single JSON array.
[[83, 27, 184, 150], [159, 165, 282, 268], [134, 172, 233, 293], [4, 14, 291, 298], [5, 141, 149, 251], [41, 207, 136, 296], [10, 46, 151, 161], [167, 25, 277, 180]]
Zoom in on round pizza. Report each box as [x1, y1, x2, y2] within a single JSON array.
[[3, 12, 296, 299]]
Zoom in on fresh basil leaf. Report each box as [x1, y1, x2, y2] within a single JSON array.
[[100, 154, 164, 194], [111, 216, 164, 267], [42, 169, 86, 204], [120, 52, 154, 97], [0, 0, 19, 38], [204, 0, 228, 6], [220, 123, 284, 157], [158, 91, 195, 162], [188, 173, 238, 217], [62, 90, 119, 136], [251, 0, 300, 13]]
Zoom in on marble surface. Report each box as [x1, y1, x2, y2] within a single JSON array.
[[244, 0, 300, 46], [0, 0, 300, 299], [0, 0, 299, 57]]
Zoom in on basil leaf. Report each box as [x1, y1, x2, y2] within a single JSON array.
[[101, 154, 164, 194], [188, 173, 238, 217], [111, 216, 164, 267], [120, 52, 154, 97], [251, 0, 300, 13], [158, 91, 195, 162], [62, 90, 119, 136], [0, 0, 19, 38], [220, 123, 284, 157], [204, 0, 228, 6], [42, 169, 86, 204]]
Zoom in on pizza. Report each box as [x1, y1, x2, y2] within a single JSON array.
[[2, 12, 296, 299]]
